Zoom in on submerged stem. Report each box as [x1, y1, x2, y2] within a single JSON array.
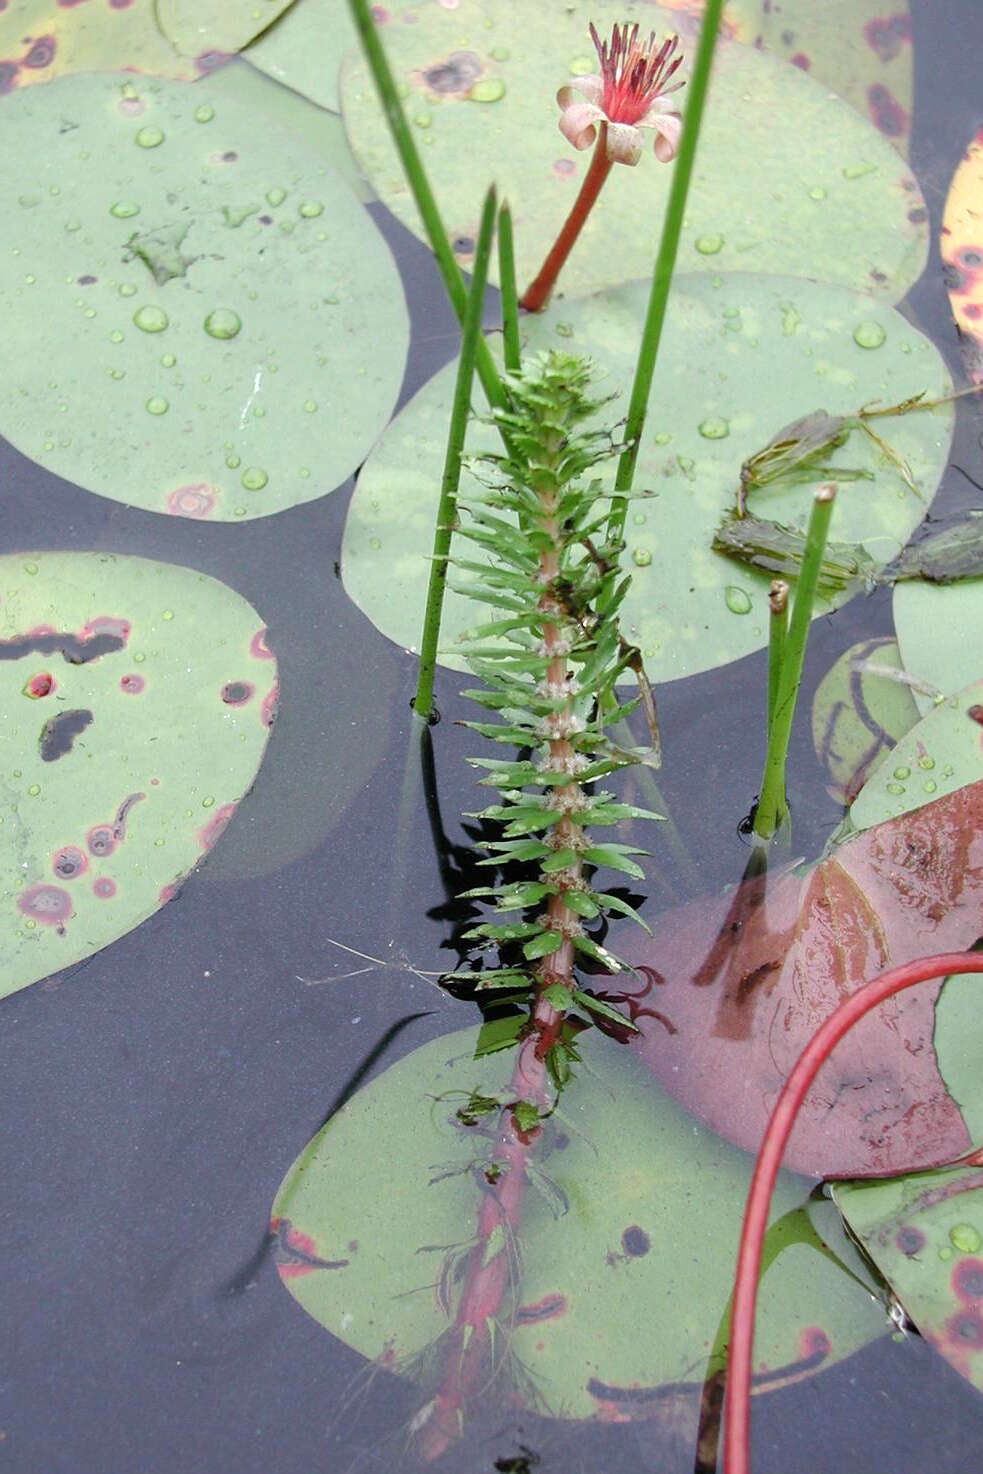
[[520, 132, 613, 312]]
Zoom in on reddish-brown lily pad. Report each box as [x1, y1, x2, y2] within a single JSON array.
[[612, 782, 983, 1178]]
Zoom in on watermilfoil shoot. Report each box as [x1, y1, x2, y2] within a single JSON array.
[[521, 23, 685, 312]]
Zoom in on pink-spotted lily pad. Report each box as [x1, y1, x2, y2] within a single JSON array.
[[0, 71, 408, 522], [810, 638, 921, 806], [833, 1166, 983, 1396], [0, 0, 199, 95], [340, 0, 927, 300], [273, 1025, 885, 1439], [0, 551, 276, 999], [615, 781, 983, 1178], [658, 0, 913, 154], [941, 127, 983, 383]]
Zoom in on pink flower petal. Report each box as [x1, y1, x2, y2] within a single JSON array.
[[557, 72, 604, 109], [605, 120, 643, 166], [558, 99, 604, 152]]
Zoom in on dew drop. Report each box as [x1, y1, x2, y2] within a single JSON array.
[[843, 162, 877, 180], [266, 186, 286, 206], [951, 1225, 983, 1255], [241, 466, 268, 490], [135, 125, 164, 148], [194, 104, 215, 123], [412, 111, 432, 128], [654, 431, 672, 445], [118, 282, 138, 298], [923, 779, 937, 793], [160, 352, 176, 367], [633, 512, 646, 527], [892, 765, 911, 780], [83, 307, 96, 319], [725, 585, 752, 615], [225, 454, 241, 469], [555, 321, 574, 338], [133, 304, 168, 333], [109, 330, 124, 343], [203, 307, 242, 340], [298, 199, 324, 218], [918, 755, 935, 770], [853, 320, 886, 350], [369, 535, 382, 550], [695, 233, 724, 255], [303, 399, 317, 413], [145, 396, 169, 415], [886, 781, 905, 795], [64, 219, 82, 233], [808, 186, 827, 200], [469, 77, 506, 102], [699, 417, 729, 440], [632, 547, 652, 568]]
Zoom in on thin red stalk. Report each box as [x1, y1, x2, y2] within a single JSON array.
[[724, 950, 983, 1474], [520, 131, 613, 312]]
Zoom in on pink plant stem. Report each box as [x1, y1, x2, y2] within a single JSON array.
[[520, 131, 613, 312], [724, 950, 983, 1474]]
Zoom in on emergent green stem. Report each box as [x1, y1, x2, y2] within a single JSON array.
[[345, 0, 506, 417], [498, 202, 521, 374], [754, 486, 836, 841], [520, 129, 613, 312], [766, 578, 789, 739], [608, 0, 725, 542], [414, 186, 497, 721]]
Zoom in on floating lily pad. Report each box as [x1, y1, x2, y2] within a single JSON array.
[[0, 551, 276, 999], [849, 678, 983, 832], [244, 0, 352, 113], [0, 72, 408, 522], [340, 0, 927, 300], [659, 0, 912, 155], [156, 0, 296, 65], [811, 637, 921, 805], [204, 56, 375, 202], [834, 1165, 983, 1397], [895, 580, 983, 714], [273, 1026, 884, 1428], [344, 274, 952, 686], [941, 127, 983, 383], [0, 0, 198, 94], [619, 781, 983, 1178]]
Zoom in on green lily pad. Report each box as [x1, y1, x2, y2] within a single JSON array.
[[659, 0, 912, 155], [849, 678, 983, 833], [0, 0, 198, 92], [156, 0, 296, 64], [244, 0, 351, 114], [0, 550, 276, 999], [834, 1165, 983, 1397], [811, 637, 921, 805], [203, 56, 375, 202], [339, 0, 927, 301], [0, 71, 408, 522], [895, 580, 983, 714], [273, 1026, 885, 1426], [343, 274, 952, 686]]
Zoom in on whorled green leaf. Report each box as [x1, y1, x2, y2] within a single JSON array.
[[0, 551, 276, 999], [810, 637, 921, 805], [894, 580, 983, 716], [156, 0, 296, 64], [833, 1166, 983, 1397], [339, 0, 927, 301], [0, 0, 199, 91], [0, 72, 407, 522], [659, 0, 913, 155], [343, 274, 952, 686], [272, 1026, 886, 1425], [849, 678, 983, 833]]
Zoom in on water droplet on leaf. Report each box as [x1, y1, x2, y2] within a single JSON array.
[[133, 304, 168, 333], [725, 585, 752, 614], [853, 320, 886, 349], [203, 307, 242, 340]]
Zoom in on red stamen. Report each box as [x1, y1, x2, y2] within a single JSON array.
[[588, 21, 683, 127]]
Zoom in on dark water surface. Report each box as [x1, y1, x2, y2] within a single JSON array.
[[3, 5, 983, 1471]]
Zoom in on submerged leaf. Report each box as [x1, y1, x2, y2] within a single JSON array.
[[713, 510, 874, 595]]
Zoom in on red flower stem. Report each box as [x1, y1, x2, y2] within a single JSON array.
[[520, 131, 613, 312], [724, 950, 983, 1474]]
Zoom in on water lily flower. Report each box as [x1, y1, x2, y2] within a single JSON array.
[[558, 22, 684, 166]]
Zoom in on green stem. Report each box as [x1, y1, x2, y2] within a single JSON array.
[[766, 578, 789, 739], [345, 0, 506, 417], [608, 0, 725, 542], [414, 187, 497, 721], [754, 486, 836, 841], [520, 131, 613, 312], [498, 201, 521, 374]]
